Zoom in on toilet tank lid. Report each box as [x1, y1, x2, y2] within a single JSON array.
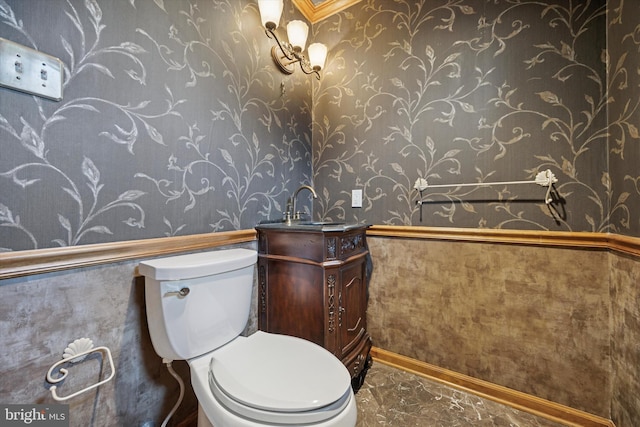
[[138, 248, 257, 281]]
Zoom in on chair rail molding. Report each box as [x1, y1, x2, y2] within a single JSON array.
[[0, 229, 256, 280], [367, 225, 640, 257], [2, 226, 640, 280]]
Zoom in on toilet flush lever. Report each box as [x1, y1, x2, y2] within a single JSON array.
[[164, 288, 190, 298]]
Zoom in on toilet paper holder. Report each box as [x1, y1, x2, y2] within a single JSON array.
[[45, 338, 115, 401]]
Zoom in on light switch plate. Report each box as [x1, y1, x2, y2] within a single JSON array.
[[0, 38, 63, 101], [352, 189, 363, 208]]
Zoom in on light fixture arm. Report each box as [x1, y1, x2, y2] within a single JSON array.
[[264, 27, 321, 80], [265, 27, 295, 61]]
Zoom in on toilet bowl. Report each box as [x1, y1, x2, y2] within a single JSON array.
[[138, 249, 357, 427], [190, 332, 357, 427]]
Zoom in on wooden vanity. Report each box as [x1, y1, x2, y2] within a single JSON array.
[[255, 222, 372, 390]]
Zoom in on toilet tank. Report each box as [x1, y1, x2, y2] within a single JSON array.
[[138, 248, 257, 361]]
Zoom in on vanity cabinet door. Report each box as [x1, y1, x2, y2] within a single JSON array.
[[338, 256, 367, 358], [261, 260, 325, 346]]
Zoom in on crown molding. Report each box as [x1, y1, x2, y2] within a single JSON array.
[[292, 0, 361, 23]]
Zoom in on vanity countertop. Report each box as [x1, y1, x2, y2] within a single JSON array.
[[255, 220, 368, 233]]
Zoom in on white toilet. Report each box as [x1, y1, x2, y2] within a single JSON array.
[[138, 248, 357, 427]]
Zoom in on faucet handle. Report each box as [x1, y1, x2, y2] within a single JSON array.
[[294, 211, 311, 221]]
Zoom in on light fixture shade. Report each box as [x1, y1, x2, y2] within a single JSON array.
[[308, 43, 328, 71], [258, 0, 283, 29], [286, 20, 308, 52]]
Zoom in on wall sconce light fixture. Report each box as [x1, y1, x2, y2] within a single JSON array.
[[258, 0, 327, 80]]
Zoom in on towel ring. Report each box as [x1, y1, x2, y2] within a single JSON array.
[[45, 338, 115, 402]]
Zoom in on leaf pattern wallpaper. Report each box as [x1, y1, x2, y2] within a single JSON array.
[[1, 0, 313, 251], [609, 0, 640, 237], [1, 0, 640, 252], [313, 0, 624, 232]]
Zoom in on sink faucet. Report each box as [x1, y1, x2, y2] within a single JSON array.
[[286, 185, 318, 223]]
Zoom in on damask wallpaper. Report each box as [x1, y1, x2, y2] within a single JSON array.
[[2, 0, 640, 252], [0, 0, 313, 251]]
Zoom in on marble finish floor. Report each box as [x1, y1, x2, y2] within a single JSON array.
[[355, 362, 566, 426]]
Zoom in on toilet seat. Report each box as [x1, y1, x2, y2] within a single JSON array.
[[201, 331, 353, 425]]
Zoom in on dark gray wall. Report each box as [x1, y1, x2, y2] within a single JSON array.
[[608, 0, 640, 237], [313, 1, 626, 233], [1, 0, 313, 251], [3, 1, 640, 426], [609, 1, 640, 424], [3, 0, 640, 248]]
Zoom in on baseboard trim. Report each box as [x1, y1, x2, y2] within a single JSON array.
[[370, 347, 616, 427]]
